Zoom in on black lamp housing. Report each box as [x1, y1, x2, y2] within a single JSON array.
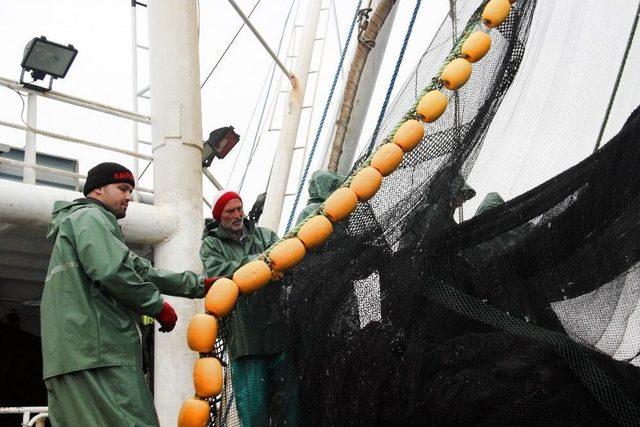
[[202, 126, 240, 167], [248, 192, 266, 224], [20, 36, 78, 92]]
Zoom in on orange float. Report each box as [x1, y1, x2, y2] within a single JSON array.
[[482, 0, 511, 29], [268, 238, 307, 271], [392, 119, 424, 152], [187, 313, 218, 353], [441, 58, 472, 90], [371, 143, 404, 176], [417, 90, 448, 123], [461, 32, 492, 63], [232, 260, 272, 294], [204, 278, 239, 317], [297, 215, 333, 249], [177, 398, 210, 427], [193, 357, 223, 398], [323, 187, 358, 222], [350, 167, 383, 202]]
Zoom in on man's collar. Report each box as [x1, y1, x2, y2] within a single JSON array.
[[218, 223, 247, 242], [75, 197, 108, 210], [228, 227, 246, 242], [75, 197, 116, 218]]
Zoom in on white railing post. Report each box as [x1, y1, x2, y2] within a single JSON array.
[[23, 92, 37, 184]]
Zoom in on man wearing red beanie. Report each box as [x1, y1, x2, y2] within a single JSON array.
[[201, 190, 299, 426]]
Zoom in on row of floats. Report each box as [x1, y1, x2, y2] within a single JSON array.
[[178, 0, 516, 425]]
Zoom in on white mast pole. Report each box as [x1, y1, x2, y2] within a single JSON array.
[[147, 1, 204, 425], [260, 0, 323, 232]]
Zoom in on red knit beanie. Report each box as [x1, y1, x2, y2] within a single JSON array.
[[211, 190, 242, 221]]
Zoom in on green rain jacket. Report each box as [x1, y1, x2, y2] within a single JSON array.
[[474, 192, 505, 217], [41, 199, 205, 380], [200, 219, 288, 360], [296, 170, 346, 224]]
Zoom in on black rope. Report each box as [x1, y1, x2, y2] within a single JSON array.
[[593, 0, 640, 152], [201, 0, 263, 89]]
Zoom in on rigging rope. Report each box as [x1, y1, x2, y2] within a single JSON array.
[[236, 0, 298, 192], [593, 0, 640, 152], [224, 60, 275, 188], [283, 0, 364, 232], [449, 0, 464, 222], [201, 0, 263, 89], [364, 0, 422, 155]]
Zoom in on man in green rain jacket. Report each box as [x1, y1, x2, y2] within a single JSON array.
[[296, 169, 347, 224], [41, 162, 214, 427], [201, 190, 299, 427]]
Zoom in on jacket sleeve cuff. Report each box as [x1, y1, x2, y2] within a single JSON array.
[[152, 299, 165, 317]]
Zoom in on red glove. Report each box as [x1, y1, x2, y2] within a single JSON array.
[[155, 301, 177, 332], [203, 276, 225, 294]]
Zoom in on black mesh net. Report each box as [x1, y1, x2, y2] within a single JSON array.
[[214, 0, 640, 424]]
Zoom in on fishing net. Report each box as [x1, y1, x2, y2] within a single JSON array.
[[213, 0, 640, 424]]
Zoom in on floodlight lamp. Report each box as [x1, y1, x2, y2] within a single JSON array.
[[20, 36, 78, 92], [202, 126, 240, 167]]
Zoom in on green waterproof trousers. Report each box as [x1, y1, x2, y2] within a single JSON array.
[[45, 366, 158, 427], [231, 352, 300, 427]]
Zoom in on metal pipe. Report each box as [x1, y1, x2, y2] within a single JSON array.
[[23, 92, 37, 184], [203, 168, 223, 191], [0, 76, 151, 124], [226, 0, 292, 82], [0, 180, 174, 244], [0, 157, 154, 194], [148, 1, 205, 423], [0, 120, 153, 160], [0, 407, 48, 414]]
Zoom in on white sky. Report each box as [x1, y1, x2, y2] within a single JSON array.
[[0, 0, 450, 227]]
